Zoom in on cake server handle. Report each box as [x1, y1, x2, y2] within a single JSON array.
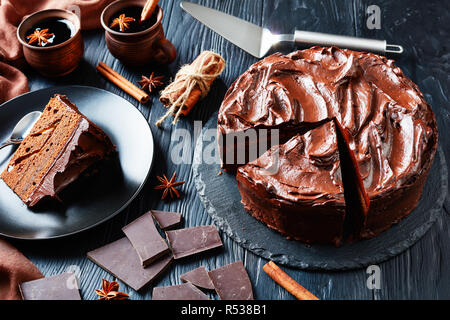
[[0, 138, 23, 150], [293, 30, 403, 54]]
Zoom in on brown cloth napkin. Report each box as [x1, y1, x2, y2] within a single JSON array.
[[0, 0, 115, 103], [0, 61, 29, 103], [0, 239, 43, 300]]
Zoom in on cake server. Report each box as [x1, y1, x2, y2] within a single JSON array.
[[0, 111, 42, 150], [180, 1, 403, 58]]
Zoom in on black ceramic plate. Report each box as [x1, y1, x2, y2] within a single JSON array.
[[193, 113, 448, 270], [0, 86, 154, 240]]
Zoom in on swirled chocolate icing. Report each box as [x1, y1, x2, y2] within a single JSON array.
[[241, 120, 344, 205], [220, 47, 438, 244]]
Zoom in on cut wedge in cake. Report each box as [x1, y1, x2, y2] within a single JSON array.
[[1, 94, 115, 207], [333, 118, 370, 241]]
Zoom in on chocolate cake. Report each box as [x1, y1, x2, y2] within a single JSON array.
[[218, 47, 438, 245], [1, 94, 115, 207]]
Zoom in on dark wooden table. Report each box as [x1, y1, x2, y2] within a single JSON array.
[[10, 0, 450, 300]]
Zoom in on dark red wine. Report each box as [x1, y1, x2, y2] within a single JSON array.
[[25, 17, 75, 47], [109, 6, 157, 33]]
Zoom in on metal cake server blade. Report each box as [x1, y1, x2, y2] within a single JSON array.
[[180, 1, 403, 58], [180, 1, 266, 57], [0, 111, 42, 150]]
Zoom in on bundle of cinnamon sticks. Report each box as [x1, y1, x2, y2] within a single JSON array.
[[156, 50, 226, 126]]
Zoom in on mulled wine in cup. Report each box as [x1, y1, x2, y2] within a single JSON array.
[[17, 9, 83, 77], [101, 0, 177, 66]]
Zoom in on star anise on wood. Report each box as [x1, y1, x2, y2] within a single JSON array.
[[95, 278, 129, 300], [137, 72, 164, 92], [110, 14, 135, 32], [26, 28, 54, 46], [154, 172, 185, 200]]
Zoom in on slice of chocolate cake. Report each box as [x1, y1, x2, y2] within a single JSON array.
[[236, 120, 347, 246], [1, 94, 115, 207]]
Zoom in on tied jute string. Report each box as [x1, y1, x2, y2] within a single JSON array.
[[156, 51, 226, 127]]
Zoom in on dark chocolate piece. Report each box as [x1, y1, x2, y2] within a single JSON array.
[[208, 261, 253, 300], [19, 272, 81, 300], [166, 225, 223, 259], [87, 237, 173, 291], [122, 212, 170, 266], [151, 210, 182, 230], [152, 283, 209, 300], [180, 266, 215, 290]]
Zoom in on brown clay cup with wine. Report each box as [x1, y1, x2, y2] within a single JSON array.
[[101, 0, 177, 66], [17, 9, 84, 77]]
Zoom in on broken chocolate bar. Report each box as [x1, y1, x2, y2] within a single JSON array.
[[19, 272, 81, 300], [180, 266, 215, 290], [122, 212, 170, 267], [152, 283, 209, 300], [166, 225, 223, 259], [208, 261, 254, 300], [87, 237, 173, 291], [151, 210, 182, 230]]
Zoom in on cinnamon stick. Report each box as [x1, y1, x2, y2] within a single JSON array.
[[141, 0, 159, 21], [157, 51, 225, 126], [263, 261, 319, 300], [96, 62, 149, 104]]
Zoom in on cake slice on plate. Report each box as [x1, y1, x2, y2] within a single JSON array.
[[1, 94, 115, 207]]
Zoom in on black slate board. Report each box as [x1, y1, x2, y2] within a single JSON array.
[[193, 113, 448, 270]]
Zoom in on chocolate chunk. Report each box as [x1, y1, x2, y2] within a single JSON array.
[[87, 237, 173, 291], [180, 266, 215, 290], [208, 261, 253, 300], [19, 273, 81, 300], [166, 225, 223, 259], [152, 283, 209, 300], [151, 210, 182, 230], [122, 212, 170, 266]]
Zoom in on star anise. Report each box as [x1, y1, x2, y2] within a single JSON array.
[[137, 72, 164, 92], [154, 171, 185, 200], [110, 14, 135, 32], [26, 28, 54, 46], [95, 278, 129, 301]]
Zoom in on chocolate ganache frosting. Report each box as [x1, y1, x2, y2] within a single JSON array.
[[218, 46, 438, 245]]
